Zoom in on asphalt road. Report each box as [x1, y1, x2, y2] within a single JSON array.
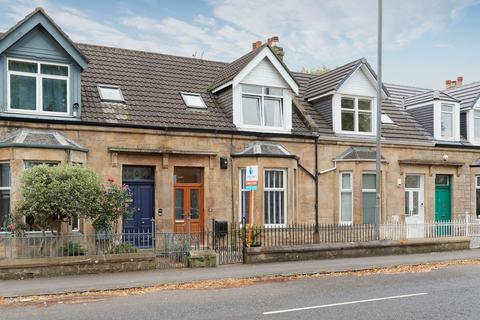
[[2, 264, 480, 320]]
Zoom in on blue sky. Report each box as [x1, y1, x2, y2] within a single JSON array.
[[1, 0, 479, 89]]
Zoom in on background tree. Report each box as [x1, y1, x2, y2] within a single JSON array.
[[16, 164, 103, 234], [300, 65, 331, 76]]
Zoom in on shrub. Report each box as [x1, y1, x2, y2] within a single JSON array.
[[111, 242, 137, 254], [63, 241, 87, 256]]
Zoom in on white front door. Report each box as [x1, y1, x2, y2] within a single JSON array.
[[405, 175, 424, 238]]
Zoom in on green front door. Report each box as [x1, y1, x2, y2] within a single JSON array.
[[435, 175, 452, 222]]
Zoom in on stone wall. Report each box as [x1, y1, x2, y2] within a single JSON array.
[[1, 120, 480, 233]]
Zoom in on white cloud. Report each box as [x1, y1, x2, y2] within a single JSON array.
[[0, 0, 477, 70]]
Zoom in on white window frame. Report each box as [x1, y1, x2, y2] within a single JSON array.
[[181, 92, 207, 109], [0, 162, 11, 231], [7, 57, 70, 116], [239, 168, 253, 224], [467, 109, 480, 145], [339, 172, 353, 225], [98, 84, 124, 102], [476, 176, 480, 217], [264, 169, 287, 227], [440, 103, 454, 139], [338, 95, 374, 135], [240, 85, 285, 131]]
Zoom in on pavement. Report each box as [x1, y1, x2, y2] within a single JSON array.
[[2, 261, 480, 319], [1, 249, 480, 298]]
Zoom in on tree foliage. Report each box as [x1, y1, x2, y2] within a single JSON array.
[[300, 65, 331, 76], [91, 179, 132, 233], [15, 165, 132, 234], [16, 165, 103, 233]]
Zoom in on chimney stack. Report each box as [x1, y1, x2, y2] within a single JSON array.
[[457, 76, 463, 87], [251, 40, 262, 51], [251, 36, 284, 60], [445, 76, 464, 89]]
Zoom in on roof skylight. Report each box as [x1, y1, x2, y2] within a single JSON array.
[[98, 85, 124, 102], [181, 92, 207, 109]]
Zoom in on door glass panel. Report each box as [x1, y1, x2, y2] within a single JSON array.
[[405, 191, 410, 216], [123, 166, 154, 181], [174, 167, 202, 184], [435, 175, 449, 186], [412, 191, 419, 216], [190, 189, 200, 220], [175, 189, 184, 221], [405, 175, 420, 188]]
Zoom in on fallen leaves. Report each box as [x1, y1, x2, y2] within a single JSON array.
[[2, 259, 479, 308]]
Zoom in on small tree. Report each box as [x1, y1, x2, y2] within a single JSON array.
[[16, 164, 103, 234]]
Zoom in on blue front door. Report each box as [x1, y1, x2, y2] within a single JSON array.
[[123, 183, 155, 248]]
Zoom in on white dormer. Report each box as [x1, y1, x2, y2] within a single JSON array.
[[434, 101, 460, 141], [466, 99, 480, 144], [331, 64, 383, 135], [231, 47, 299, 133]]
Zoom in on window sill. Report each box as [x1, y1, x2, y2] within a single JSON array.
[[236, 126, 291, 134]]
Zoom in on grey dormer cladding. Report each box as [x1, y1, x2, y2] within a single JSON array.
[[407, 104, 434, 135], [312, 96, 333, 127], [460, 112, 467, 140], [0, 128, 88, 152]]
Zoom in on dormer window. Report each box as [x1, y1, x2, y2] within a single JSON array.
[[241, 85, 284, 128], [98, 85, 124, 102], [181, 92, 207, 109], [340, 96, 373, 133], [441, 104, 454, 139], [7, 58, 69, 115], [474, 111, 480, 142]]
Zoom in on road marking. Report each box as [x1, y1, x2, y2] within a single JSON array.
[[263, 292, 428, 315]]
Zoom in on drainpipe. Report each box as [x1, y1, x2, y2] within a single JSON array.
[[314, 135, 319, 241]]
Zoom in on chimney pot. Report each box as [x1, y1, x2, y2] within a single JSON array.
[[457, 76, 464, 86], [446, 80, 452, 89]]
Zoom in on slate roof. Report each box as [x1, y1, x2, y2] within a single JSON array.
[[445, 81, 480, 111], [404, 90, 459, 107], [335, 147, 386, 161], [232, 142, 296, 158], [384, 83, 431, 108], [212, 44, 266, 89], [304, 59, 362, 100], [77, 43, 311, 135], [0, 129, 88, 152]]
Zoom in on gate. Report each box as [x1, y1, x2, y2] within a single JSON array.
[[467, 215, 480, 248]]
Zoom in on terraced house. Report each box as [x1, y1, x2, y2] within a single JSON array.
[[1, 8, 480, 238]]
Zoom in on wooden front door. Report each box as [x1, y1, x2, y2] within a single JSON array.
[[173, 167, 204, 233]]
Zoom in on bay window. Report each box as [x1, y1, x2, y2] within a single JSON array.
[[0, 163, 11, 229], [339, 172, 353, 224], [239, 168, 252, 224], [242, 85, 283, 128], [476, 176, 480, 217], [264, 169, 286, 226], [7, 58, 69, 115], [340, 96, 373, 133]]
